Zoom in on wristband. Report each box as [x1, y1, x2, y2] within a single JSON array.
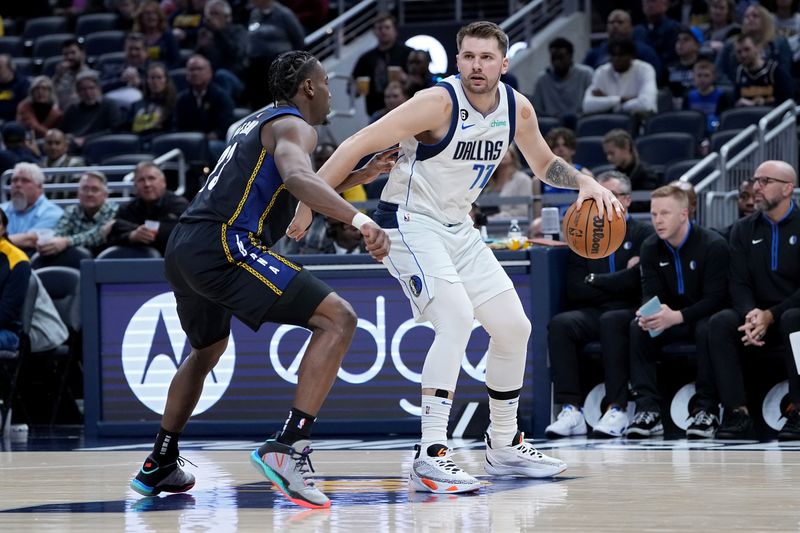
[[351, 212, 372, 229]]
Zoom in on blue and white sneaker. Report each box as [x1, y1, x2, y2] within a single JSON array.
[[592, 406, 629, 438], [250, 439, 330, 509], [130, 455, 195, 496]]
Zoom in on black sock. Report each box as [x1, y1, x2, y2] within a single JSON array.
[[276, 407, 315, 446], [152, 426, 180, 463]]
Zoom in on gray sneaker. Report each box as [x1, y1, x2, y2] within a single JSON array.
[[250, 439, 330, 509]]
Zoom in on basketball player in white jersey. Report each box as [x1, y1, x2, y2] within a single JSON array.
[[288, 21, 624, 492]]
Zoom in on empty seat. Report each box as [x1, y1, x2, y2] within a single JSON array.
[[590, 163, 616, 176], [23, 16, 69, 42], [710, 129, 742, 153], [96, 245, 162, 259], [537, 115, 560, 138], [574, 136, 608, 169], [30, 246, 94, 270], [75, 13, 120, 36], [644, 110, 706, 140], [32, 33, 74, 61], [636, 132, 696, 170], [12, 58, 34, 77], [0, 36, 23, 57], [150, 132, 210, 166], [41, 55, 62, 77], [101, 153, 156, 167], [82, 134, 141, 165], [83, 30, 126, 60], [718, 107, 772, 131], [169, 67, 188, 93], [576, 113, 634, 137], [663, 159, 702, 183]]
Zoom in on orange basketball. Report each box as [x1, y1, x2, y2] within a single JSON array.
[[562, 199, 626, 259]]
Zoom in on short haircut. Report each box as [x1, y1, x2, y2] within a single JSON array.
[[735, 33, 757, 47], [373, 12, 396, 27], [204, 0, 231, 17], [546, 127, 577, 150], [693, 59, 715, 72], [61, 37, 83, 50], [75, 69, 100, 87], [134, 160, 164, 179], [549, 37, 574, 56], [607, 38, 636, 57], [125, 32, 146, 46], [268, 50, 320, 104], [13, 162, 45, 185], [650, 184, 689, 209], [598, 170, 632, 194], [82, 170, 108, 185], [457, 21, 509, 56]]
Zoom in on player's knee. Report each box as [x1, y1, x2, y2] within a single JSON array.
[[329, 296, 357, 338], [433, 305, 474, 346]]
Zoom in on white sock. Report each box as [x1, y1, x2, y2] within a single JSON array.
[[420, 394, 452, 451], [489, 396, 519, 448]]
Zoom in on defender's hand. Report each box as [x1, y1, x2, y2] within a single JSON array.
[[287, 203, 313, 240], [361, 146, 400, 182], [360, 222, 390, 261]]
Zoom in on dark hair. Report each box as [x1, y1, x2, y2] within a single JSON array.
[[61, 37, 83, 50], [457, 21, 509, 56], [548, 37, 574, 56], [373, 12, 396, 27], [546, 127, 577, 150], [0, 207, 7, 239], [268, 51, 320, 104], [144, 62, 176, 109], [607, 38, 636, 57]]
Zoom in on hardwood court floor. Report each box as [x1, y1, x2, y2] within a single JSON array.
[[1, 437, 799, 532]]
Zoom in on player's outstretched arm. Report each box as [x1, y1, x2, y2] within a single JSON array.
[[513, 92, 623, 220]]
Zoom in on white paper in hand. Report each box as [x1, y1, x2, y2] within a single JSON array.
[[638, 295, 663, 338]]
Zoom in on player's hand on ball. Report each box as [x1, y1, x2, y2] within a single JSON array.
[[361, 223, 390, 261], [287, 203, 313, 240], [575, 173, 624, 220]]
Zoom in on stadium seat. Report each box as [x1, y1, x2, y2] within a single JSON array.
[[0, 36, 24, 57], [537, 115, 560, 138], [576, 113, 634, 137], [644, 110, 706, 141], [663, 159, 702, 183], [75, 13, 120, 37], [0, 274, 37, 435], [94, 51, 126, 74], [22, 16, 69, 42], [718, 107, 772, 131], [635, 132, 696, 171], [83, 30, 126, 61], [169, 67, 188, 93], [574, 136, 608, 169], [32, 33, 74, 61], [41, 55, 62, 77], [101, 153, 156, 167], [710, 129, 742, 153], [150, 131, 211, 167], [590, 163, 616, 176], [12, 57, 34, 77], [82, 134, 141, 165], [96, 245, 162, 259], [30, 247, 94, 270]]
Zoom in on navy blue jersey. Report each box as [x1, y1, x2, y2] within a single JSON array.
[[181, 106, 303, 246]]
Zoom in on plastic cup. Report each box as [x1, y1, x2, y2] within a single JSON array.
[[35, 228, 54, 244], [387, 66, 403, 83], [541, 207, 560, 238], [144, 220, 160, 233], [356, 76, 370, 95]]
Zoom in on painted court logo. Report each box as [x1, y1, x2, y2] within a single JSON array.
[[121, 293, 236, 415]]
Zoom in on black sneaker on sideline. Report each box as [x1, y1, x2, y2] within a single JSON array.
[[686, 410, 719, 439], [130, 455, 196, 496], [778, 409, 800, 441], [716, 409, 754, 440], [626, 411, 663, 438]]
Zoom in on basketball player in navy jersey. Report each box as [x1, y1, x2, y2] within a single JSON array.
[[130, 51, 394, 509], [288, 21, 625, 493]]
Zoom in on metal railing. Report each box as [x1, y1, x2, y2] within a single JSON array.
[[398, 0, 519, 24], [1, 148, 187, 205], [501, 0, 572, 46], [681, 99, 798, 229], [305, 0, 384, 61]]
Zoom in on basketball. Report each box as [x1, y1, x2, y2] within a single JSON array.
[[562, 199, 626, 259]]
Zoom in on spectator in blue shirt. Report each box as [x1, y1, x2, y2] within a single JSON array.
[[634, 0, 682, 66], [0, 162, 63, 254]]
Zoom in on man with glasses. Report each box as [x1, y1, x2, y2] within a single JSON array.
[[545, 172, 654, 438], [709, 160, 800, 439]]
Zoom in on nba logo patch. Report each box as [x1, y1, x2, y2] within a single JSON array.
[[404, 212, 411, 222], [409, 275, 423, 297], [689, 260, 697, 270], [623, 241, 632, 250], [790, 235, 797, 245]]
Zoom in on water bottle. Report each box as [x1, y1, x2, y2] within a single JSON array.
[[507, 219, 524, 250]]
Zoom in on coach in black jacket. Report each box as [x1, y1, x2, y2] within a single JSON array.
[[627, 185, 730, 439], [709, 160, 800, 440], [546, 172, 654, 439]]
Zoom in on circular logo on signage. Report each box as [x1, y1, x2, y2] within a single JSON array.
[[121, 292, 236, 415], [669, 382, 696, 430], [762, 380, 789, 431]]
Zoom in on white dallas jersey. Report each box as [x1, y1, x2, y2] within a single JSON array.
[[381, 75, 516, 225]]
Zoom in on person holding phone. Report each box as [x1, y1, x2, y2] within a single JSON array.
[[627, 184, 730, 438]]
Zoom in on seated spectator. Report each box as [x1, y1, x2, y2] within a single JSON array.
[[721, 177, 755, 239], [112, 0, 138, 31], [668, 26, 704, 100], [41, 128, 85, 169], [0, 122, 40, 175], [99, 32, 149, 94], [683, 58, 732, 135], [174, 55, 234, 157], [0, 55, 31, 123], [244, 0, 306, 108], [602, 129, 659, 209], [129, 62, 177, 140], [52, 38, 90, 110], [135, 0, 180, 67], [633, 0, 681, 65], [732, 34, 794, 107], [0, 206, 31, 352], [60, 70, 124, 150], [716, 4, 793, 84], [533, 37, 594, 126], [405, 50, 437, 93], [480, 146, 532, 220], [369, 81, 410, 123], [701, 0, 740, 55], [36, 171, 117, 260], [169, 0, 207, 48], [584, 9, 662, 79], [668, 0, 709, 26], [627, 185, 729, 439], [107, 161, 188, 255], [545, 172, 653, 438], [16, 76, 63, 140], [0, 163, 63, 253], [196, 0, 247, 97], [582, 39, 657, 116], [709, 161, 800, 440]]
